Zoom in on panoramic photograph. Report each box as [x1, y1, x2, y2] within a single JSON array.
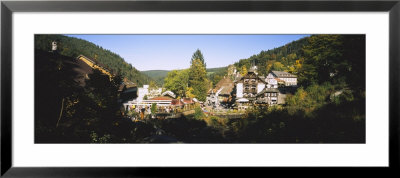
[[34, 34, 365, 143]]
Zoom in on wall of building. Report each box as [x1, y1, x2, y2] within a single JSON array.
[[236, 83, 243, 98], [257, 83, 265, 93]]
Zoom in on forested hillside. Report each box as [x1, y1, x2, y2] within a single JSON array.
[[234, 36, 309, 77], [141, 70, 170, 86], [35, 35, 152, 86], [206, 67, 228, 87]]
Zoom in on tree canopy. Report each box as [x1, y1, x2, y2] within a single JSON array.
[[188, 58, 209, 101], [191, 49, 206, 68]]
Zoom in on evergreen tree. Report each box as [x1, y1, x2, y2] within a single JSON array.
[[188, 58, 208, 101], [191, 49, 206, 68]]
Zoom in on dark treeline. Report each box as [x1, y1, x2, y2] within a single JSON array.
[[35, 49, 130, 143], [35, 35, 152, 86]]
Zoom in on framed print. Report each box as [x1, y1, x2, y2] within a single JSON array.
[[1, 0, 400, 177]]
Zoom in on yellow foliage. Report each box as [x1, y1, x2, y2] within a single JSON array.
[[241, 65, 248, 76], [266, 63, 272, 73], [185, 87, 196, 98], [299, 89, 307, 100], [295, 58, 303, 70]]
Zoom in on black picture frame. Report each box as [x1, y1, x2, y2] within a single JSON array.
[[1, 0, 399, 177]]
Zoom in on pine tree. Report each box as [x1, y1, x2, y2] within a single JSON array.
[[188, 58, 208, 101], [190, 49, 206, 68]]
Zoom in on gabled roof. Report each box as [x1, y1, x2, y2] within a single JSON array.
[[149, 96, 173, 101], [162, 91, 176, 98], [256, 88, 280, 97], [214, 77, 234, 95], [182, 98, 195, 104], [118, 81, 137, 92], [171, 99, 184, 106], [234, 72, 266, 84], [271, 71, 297, 78]]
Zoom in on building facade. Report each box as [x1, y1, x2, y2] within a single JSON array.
[[271, 70, 297, 86], [232, 68, 298, 109], [235, 69, 266, 100]]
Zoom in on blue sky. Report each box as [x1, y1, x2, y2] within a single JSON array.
[[67, 34, 309, 71]]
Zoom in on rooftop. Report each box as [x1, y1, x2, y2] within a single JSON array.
[[256, 88, 280, 96], [211, 77, 234, 95], [271, 71, 297, 78], [149, 96, 173, 101]]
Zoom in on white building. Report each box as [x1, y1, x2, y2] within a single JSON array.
[[271, 71, 297, 86], [266, 73, 278, 88], [235, 68, 266, 99], [137, 85, 149, 101]]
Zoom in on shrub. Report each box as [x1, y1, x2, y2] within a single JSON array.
[[194, 107, 205, 120]]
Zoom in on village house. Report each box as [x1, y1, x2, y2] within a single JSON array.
[[234, 66, 266, 102], [266, 73, 278, 88], [122, 87, 199, 119], [271, 70, 297, 86], [231, 66, 298, 109], [255, 88, 281, 105], [207, 77, 234, 107]]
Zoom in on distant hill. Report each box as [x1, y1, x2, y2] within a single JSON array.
[[206, 67, 228, 75], [206, 67, 228, 87], [142, 67, 229, 87], [35, 34, 153, 86], [141, 70, 170, 86]]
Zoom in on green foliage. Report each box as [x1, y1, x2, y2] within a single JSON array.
[[90, 131, 111, 143], [35, 49, 139, 143], [191, 49, 206, 68], [149, 80, 158, 91], [234, 36, 309, 76], [188, 58, 208, 101], [141, 70, 170, 86], [297, 35, 365, 91], [35, 35, 152, 86], [35, 34, 365, 144], [194, 107, 205, 120], [185, 87, 196, 98], [151, 103, 158, 115], [163, 69, 189, 98], [298, 35, 343, 87], [207, 67, 228, 87], [272, 61, 285, 71], [127, 109, 139, 118], [286, 83, 334, 115]]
